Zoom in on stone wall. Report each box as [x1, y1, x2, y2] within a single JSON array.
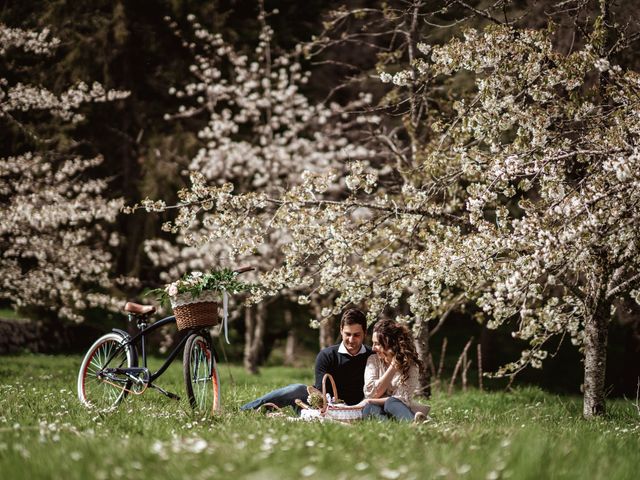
[[0, 318, 102, 354]]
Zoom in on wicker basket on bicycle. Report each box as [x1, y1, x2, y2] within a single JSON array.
[[170, 291, 220, 331]]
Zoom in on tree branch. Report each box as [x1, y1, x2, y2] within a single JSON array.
[[607, 271, 640, 300], [450, 0, 506, 25]]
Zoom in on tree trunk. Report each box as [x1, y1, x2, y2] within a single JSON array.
[[582, 0, 614, 418], [319, 318, 336, 350], [283, 309, 296, 366], [243, 303, 267, 374], [583, 297, 610, 418], [414, 317, 431, 398], [312, 295, 337, 349]]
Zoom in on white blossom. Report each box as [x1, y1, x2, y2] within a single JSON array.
[[0, 25, 132, 321]]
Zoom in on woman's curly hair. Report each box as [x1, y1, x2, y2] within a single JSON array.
[[373, 319, 422, 382]]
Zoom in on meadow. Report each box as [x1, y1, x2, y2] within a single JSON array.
[[0, 354, 639, 480]]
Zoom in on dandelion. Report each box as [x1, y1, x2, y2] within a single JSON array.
[[300, 466, 317, 477], [184, 437, 208, 453], [381, 468, 401, 479]]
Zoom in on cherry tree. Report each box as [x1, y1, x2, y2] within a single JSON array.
[[140, 6, 375, 371], [415, 23, 640, 418], [0, 24, 129, 322]]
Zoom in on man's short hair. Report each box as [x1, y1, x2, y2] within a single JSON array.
[[340, 308, 367, 332]]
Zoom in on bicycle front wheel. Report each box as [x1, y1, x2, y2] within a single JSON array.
[[183, 333, 220, 414], [77, 332, 135, 410]]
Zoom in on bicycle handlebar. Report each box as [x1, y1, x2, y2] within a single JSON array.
[[234, 266, 255, 274]]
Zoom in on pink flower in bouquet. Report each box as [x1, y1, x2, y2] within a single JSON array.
[[166, 283, 179, 297]]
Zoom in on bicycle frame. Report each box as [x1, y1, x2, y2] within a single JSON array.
[[127, 315, 187, 383], [101, 314, 213, 389]]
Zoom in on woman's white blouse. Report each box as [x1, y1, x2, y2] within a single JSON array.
[[363, 354, 419, 406]]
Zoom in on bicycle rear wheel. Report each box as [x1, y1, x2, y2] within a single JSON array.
[[77, 332, 135, 410], [183, 333, 220, 414]]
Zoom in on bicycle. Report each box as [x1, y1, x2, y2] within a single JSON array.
[[76, 266, 253, 413]]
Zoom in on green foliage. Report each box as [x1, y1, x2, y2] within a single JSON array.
[[148, 268, 254, 307], [0, 355, 639, 480]]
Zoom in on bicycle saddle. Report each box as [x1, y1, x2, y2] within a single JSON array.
[[124, 302, 156, 315]]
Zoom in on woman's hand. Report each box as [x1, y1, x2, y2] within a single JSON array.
[[353, 399, 369, 408], [384, 355, 399, 372], [391, 355, 401, 370]]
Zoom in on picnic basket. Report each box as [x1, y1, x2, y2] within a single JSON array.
[[297, 373, 364, 423]]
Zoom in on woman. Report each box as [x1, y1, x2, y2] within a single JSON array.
[[360, 319, 429, 422]]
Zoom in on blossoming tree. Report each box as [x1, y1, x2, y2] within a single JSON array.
[[140, 6, 374, 371], [408, 23, 640, 418], [0, 24, 129, 322]]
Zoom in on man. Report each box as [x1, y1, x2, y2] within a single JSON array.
[[240, 308, 373, 411]]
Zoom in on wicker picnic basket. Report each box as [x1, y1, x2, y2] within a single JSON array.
[[297, 373, 364, 423], [170, 291, 220, 331]]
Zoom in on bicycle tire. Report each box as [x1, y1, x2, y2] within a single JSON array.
[[183, 333, 221, 414], [77, 332, 136, 410]]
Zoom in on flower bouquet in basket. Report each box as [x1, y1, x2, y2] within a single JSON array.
[[150, 268, 253, 333]]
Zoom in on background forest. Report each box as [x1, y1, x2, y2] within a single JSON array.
[[2, 0, 640, 416]]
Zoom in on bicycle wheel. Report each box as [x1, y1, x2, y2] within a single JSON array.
[[183, 333, 220, 414], [77, 332, 135, 410]]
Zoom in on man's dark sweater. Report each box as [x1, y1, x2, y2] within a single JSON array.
[[314, 344, 374, 405]]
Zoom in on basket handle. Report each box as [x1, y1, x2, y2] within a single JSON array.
[[295, 399, 311, 410], [321, 373, 339, 412]]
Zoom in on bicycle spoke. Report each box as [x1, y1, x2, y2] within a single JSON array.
[[183, 334, 219, 414], [196, 349, 205, 407], [79, 335, 131, 410]]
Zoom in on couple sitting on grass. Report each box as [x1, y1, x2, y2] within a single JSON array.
[[241, 308, 430, 423]]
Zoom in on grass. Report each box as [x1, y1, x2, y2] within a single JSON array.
[[0, 308, 26, 322], [0, 354, 639, 480]]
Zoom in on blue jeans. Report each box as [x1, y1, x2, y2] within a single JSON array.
[[240, 383, 308, 412], [362, 397, 414, 422]]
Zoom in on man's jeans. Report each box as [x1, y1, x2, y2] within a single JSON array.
[[240, 383, 308, 411], [362, 397, 414, 422]]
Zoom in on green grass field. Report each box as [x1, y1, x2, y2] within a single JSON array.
[[0, 354, 638, 480]]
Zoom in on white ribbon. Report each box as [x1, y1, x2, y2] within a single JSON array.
[[222, 288, 230, 344]]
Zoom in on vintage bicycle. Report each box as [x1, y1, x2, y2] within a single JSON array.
[[76, 266, 253, 413]]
